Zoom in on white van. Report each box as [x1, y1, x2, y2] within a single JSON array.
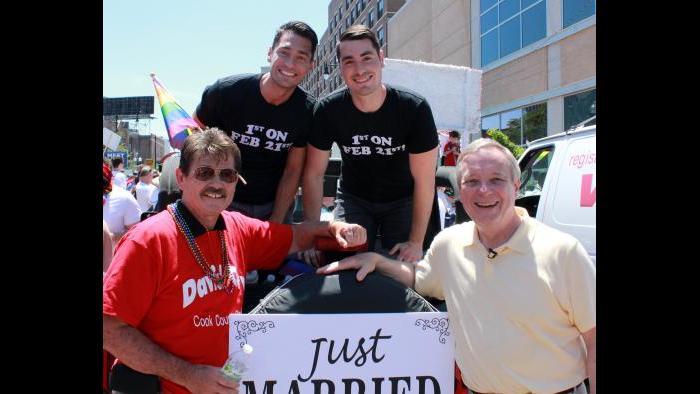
[[516, 124, 596, 263]]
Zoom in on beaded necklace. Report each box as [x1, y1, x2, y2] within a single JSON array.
[[168, 203, 233, 294]]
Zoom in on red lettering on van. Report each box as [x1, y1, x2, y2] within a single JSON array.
[[580, 174, 596, 207]]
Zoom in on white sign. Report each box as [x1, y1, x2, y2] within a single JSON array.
[[228, 313, 453, 394], [103, 127, 121, 151]]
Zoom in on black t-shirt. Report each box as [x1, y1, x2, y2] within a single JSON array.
[[196, 73, 315, 204], [309, 85, 438, 203]]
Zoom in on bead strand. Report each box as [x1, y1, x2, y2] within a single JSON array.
[[168, 203, 232, 293]]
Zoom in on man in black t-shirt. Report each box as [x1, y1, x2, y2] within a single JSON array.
[[194, 21, 317, 224], [303, 25, 438, 263]]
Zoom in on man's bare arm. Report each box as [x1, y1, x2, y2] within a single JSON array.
[[288, 220, 366, 255], [302, 145, 331, 221], [390, 147, 438, 262], [269, 147, 306, 223], [103, 315, 237, 393], [317, 252, 415, 288]]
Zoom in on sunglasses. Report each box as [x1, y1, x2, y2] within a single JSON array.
[[193, 166, 246, 184]]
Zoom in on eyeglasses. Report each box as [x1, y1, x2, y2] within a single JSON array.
[[193, 166, 241, 184]]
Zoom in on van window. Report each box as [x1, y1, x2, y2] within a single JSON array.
[[516, 145, 554, 217]]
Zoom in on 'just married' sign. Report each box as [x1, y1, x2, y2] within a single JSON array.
[[228, 313, 453, 394]]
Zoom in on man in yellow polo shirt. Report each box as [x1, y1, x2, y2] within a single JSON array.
[[318, 138, 596, 394]]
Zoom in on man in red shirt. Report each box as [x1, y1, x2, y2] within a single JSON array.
[[103, 128, 366, 394], [443, 130, 461, 166]]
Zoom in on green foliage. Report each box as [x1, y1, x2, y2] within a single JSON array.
[[486, 128, 524, 158], [116, 142, 128, 153]]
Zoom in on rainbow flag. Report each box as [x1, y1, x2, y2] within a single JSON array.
[[151, 73, 200, 150]]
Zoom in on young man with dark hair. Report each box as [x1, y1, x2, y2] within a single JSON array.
[[194, 21, 318, 224], [111, 156, 128, 189], [303, 25, 439, 263], [103, 128, 365, 394]]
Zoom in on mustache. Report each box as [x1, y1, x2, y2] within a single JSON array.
[[201, 187, 227, 197]]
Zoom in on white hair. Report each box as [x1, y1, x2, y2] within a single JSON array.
[[456, 138, 521, 182]]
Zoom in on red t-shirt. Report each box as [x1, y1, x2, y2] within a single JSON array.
[[103, 205, 292, 393], [443, 142, 460, 166]]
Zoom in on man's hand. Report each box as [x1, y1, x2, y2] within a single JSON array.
[[297, 248, 325, 268], [182, 364, 240, 394], [389, 241, 423, 263], [317, 252, 382, 281], [329, 222, 367, 248]]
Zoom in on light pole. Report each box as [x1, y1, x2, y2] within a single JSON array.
[[322, 63, 339, 96], [322, 63, 338, 81]]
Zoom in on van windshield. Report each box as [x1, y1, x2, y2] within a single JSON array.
[[518, 146, 554, 199]]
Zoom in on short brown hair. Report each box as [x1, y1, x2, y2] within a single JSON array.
[[179, 128, 241, 175], [337, 25, 380, 60]]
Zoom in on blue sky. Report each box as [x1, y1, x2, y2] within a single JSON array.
[[103, 0, 330, 144]]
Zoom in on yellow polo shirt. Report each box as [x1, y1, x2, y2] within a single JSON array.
[[415, 208, 595, 394]]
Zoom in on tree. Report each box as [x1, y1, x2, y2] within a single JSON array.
[[485, 128, 524, 159]]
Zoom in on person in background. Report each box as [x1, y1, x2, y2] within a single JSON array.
[[443, 130, 461, 167], [111, 157, 128, 189], [103, 160, 141, 242], [318, 138, 596, 394], [134, 165, 158, 212]]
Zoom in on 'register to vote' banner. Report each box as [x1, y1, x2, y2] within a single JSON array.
[[228, 313, 453, 394]]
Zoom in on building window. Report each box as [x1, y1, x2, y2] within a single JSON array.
[[346, 17, 352, 28], [377, 0, 384, 17], [480, 0, 546, 67], [352, 7, 357, 22], [368, 10, 375, 27], [500, 108, 522, 144], [564, 89, 596, 130], [563, 0, 596, 28], [377, 26, 385, 47], [522, 103, 547, 142], [522, 1, 546, 47], [356, 1, 362, 17], [345, 0, 350, 10], [481, 114, 499, 136], [481, 102, 547, 145]]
